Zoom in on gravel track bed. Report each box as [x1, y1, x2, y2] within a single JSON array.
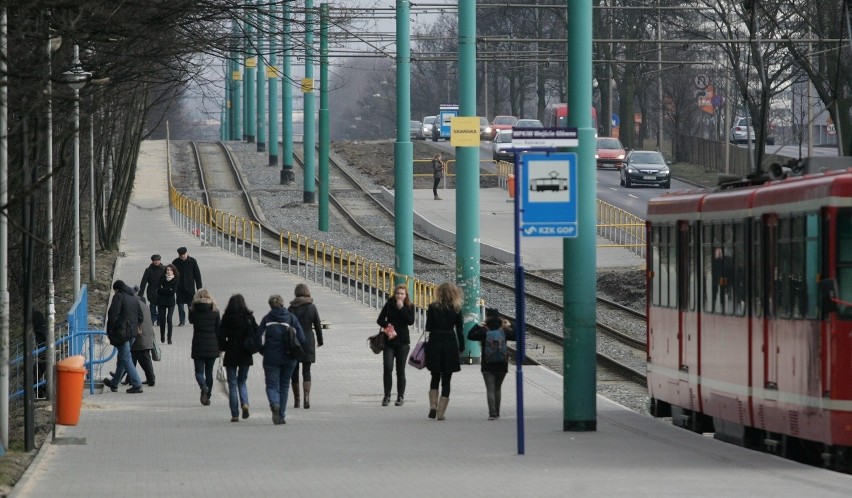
[[171, 140, 652, 415]]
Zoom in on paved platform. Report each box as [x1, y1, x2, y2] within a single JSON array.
[[384, 186, 645, 271], [12, 141, 852, 496]]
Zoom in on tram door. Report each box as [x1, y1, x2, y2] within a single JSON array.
[[763, 215, 779, 390], [679, 222, 698, 372]]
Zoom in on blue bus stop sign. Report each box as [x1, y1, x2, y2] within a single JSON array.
[[519, 152, 578, 237]]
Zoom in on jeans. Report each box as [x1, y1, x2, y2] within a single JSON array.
[[264, 360, 297, 419], [226, 365, 250, 418], [177, 303, 187, 325], [382, 343, 410, 398], [111, 341, 142, 389], [483, 372, 506, 417], [194, 357, 216, 394], [149, 302, 158, 326], [158, 305, 174, 341]]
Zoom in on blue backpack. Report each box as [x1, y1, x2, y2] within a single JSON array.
[[482, 328, 508, 364]]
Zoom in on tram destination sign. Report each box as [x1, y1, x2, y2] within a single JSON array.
[[512, 127, 578, 147], [519, 152, 578, 238]]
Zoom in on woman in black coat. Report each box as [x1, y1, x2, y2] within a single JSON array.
[[425, 282, 465, 420], [376, 283, 415, 407], [189, 289, 221, 406], [288, 283, 323, 409], [156, 264, 180, 344], [217, 294, 257, 422]]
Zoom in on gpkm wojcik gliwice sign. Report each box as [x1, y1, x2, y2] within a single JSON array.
[[514, 128, 578, 238]]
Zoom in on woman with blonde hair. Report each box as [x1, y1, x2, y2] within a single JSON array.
[[376, 283, 416, 406], [425, 282, 465, 420], [189, 289, 220, 406]]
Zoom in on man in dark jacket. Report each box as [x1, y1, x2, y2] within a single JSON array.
[[256, 294, 305, 425], [104, 280, 145, 393], [172, 246, 202, 326], [138, 254, 165, 326]]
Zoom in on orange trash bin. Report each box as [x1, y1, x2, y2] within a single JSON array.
[[507, 174, 516, 199], [56, 355, 87, 426]]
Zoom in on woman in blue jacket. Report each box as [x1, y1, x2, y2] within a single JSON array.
[[256, 294, 306, 425]]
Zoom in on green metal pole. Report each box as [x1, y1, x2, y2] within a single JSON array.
[[268, 4, 279, 166], [245, 5, 256, 143], [232, 51, 242, 142], [280, 1, 295, 184], [256, 1, 266, 153], [318, 3, 329, 230], [393, 0, 414, 286], [223, 97, 229, 140], [564, 0, 597, 431], [303, 0, 316, 203], [220, 105, 226, 140], [457, 0, 481, 361]]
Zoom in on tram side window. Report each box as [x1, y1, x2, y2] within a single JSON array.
[[752, 219, 763, 318], [733, 223, 746, 316], [702, 225, 713, 312], [776, 218, 792, 319], [687, 224, 696, 312], [667, 225, 678, 308], [835, 209, 852, 319], [804, 214, 819, 319]]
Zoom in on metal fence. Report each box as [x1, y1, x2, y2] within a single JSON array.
[[677, 136, 789, 177]]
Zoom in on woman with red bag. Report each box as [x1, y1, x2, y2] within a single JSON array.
[[376, 284, 415, 406]]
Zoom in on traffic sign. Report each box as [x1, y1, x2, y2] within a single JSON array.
[[519, 152, 578, 238], [611, 113, 620, 127], [694, 74, 709, 89], [827, 124, 836, 135], [512, 127, 578, 147]]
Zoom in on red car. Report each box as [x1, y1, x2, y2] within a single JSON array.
[[595, 137, 626, 169], [489, 115, 518, 139]]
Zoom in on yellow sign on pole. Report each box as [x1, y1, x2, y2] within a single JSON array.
[[301, 78, 314, 93], [450, 116, 481, 147], [232, 71, 242, 81], [266, 66, 281, 79], [246, 57, 257, 68]]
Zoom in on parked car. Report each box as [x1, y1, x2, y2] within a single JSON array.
[[515, 118, 543, 128], [729, 117, 755, 144], [490, 115, 518, 139], [410, 121, 422, 141], [620, 150, 671, 189], [595, 137, 626, 169], [492, 130, 514, 162], [479, 117, 492, 139], [420, 116, 436, 140]]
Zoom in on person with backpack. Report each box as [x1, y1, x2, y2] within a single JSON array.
[[424, 282, 466, 420], [189, 289, 221, 406], [103, 280, 145, 394], [376, 283, 415, 407], [288, 283, 323, 409], [467, 308, 515, 420], [256, 294, 306, 425], [217, 294, 258, 422]]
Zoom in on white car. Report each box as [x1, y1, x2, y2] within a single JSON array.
[[515, 118, 543, 128], [492, 130, 514, 162], [729, 117, 755, 144], [420, 116, 436, 140]]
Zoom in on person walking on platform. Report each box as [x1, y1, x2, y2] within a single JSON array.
[[156, 264, 180, 344], [138, 254, 165, 325], [288, 283, 323, 409], [431, 152, 444, 200], [467, 308, 514, 420], [131, 293, 157, 387], [189, 289, 221, 406], [376, 283, 415, 406], [172, 246, 202, 327], [104, 280, 145, 394], [256, 294, 305, 425], [425, 282, 465, 420], [218, 294, 258, 422]]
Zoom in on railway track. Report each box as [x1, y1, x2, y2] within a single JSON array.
[[185, 141, 648, 388]]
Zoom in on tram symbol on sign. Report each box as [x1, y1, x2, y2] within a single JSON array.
[[529, 171, 568, 192]]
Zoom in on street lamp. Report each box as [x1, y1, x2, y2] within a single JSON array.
[[61, 45, 91, 300]]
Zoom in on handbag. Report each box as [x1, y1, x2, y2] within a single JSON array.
[[151, 339, 161, 362], [368, 331, 385, 354], [215, 353, 226, 383], [407, 331, 427, 370]]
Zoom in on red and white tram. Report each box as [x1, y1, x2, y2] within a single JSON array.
[[646, 157, 852, 471]]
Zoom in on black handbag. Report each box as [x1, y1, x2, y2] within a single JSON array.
[[368, 330, 385, 354]]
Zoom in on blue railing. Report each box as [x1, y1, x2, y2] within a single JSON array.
[[9, 285, 115, 400]]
